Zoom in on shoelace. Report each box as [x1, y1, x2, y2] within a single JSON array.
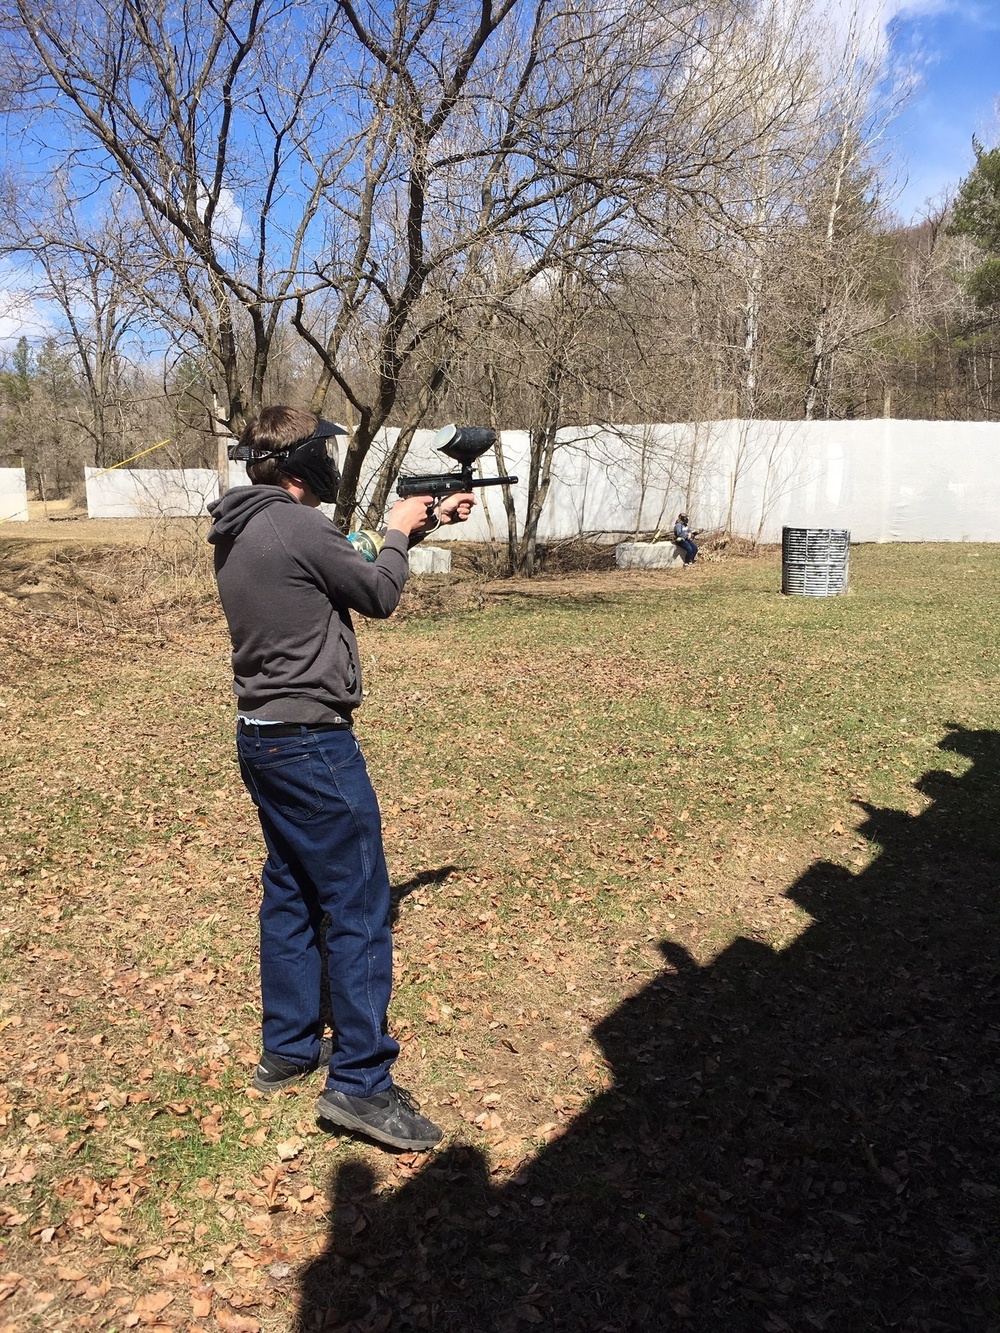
[[391, 1086, 422, 1115]]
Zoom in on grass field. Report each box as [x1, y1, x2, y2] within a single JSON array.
[[0, 539, 998, 1331]]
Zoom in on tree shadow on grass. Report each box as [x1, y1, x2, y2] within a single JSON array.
[[298, 726, 1000, 1331]]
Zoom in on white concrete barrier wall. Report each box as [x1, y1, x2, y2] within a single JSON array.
[[616, 542, 684, 569], [0, 468, 28, 521], [85, 468, 220, 518], [682, 420, 1000, 544], [407, 419, 1000, 544], [80, 420, 1000, 542]]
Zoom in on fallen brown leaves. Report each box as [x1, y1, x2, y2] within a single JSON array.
[[2, 543, 998, 1329]]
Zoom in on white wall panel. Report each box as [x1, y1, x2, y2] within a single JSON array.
[[0, 468, 28, 521], [97, 420, 1000, 542], [85, 468, 220, 518]]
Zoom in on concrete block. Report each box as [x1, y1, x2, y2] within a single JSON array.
[[615, 541, 683, 569], [409, 545, 452, 575]]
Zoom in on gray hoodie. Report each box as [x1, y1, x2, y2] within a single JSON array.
[[207, 486, 410, 723]]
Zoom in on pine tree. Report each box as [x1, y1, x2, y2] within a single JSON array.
[[948, 140, 1000, 311]]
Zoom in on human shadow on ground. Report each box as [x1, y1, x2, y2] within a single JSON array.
[[298, 726, 1000, 1331], [389, 866, 460, 928], [321, 867, 461, 1031]]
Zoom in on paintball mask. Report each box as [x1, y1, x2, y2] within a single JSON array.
[[229, 418, 347, 504]]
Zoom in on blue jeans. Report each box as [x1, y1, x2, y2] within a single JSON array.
[[236, 726, 399, 1097], [678, 538, 698, 563]]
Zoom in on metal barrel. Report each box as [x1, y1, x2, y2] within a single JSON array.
[[781, 527, 850, 597]]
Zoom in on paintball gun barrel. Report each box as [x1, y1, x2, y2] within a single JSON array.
[[396, 425, 517, 503]]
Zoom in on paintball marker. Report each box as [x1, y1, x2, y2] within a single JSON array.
[[396, 425, 517, 510]]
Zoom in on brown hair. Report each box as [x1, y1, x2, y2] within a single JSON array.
[[246, 457, 286, 485], [239, 407, 319, 485]]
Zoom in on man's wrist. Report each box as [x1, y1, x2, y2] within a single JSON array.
[[380, 526, 412, 550]]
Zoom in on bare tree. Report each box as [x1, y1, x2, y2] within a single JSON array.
[[795, 13, 904, 419], [291, 0, 715, 527], [0, 184, 154, 466], [1, 0, 761, 530], [1, 0, 346, 440], [410, 0, 843, 567]]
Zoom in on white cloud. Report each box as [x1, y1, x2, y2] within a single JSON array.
[[0, 283, 54, 350], [197, 184, 244, 243], [812, 0, 986, 65]]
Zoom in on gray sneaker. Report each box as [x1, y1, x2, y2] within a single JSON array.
[[315, 1083, 442, 1151]]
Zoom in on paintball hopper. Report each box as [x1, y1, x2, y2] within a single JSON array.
[[395, 424, 515, 503], [434, 424, 496, 466]]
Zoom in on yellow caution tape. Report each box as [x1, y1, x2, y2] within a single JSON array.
[[87, 438, 172, 480]]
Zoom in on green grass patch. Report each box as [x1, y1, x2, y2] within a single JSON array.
[[0, 542, 997, 1329]]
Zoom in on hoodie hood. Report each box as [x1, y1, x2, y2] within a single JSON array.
[[207, 485, 298, 543]]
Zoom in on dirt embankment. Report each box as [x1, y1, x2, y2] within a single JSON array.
[[1, 509, 752, 625]]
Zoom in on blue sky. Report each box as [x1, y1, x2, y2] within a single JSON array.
[[885, 2, 1000, 223]]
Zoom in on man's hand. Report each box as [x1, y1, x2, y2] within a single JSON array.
[[386, 495, 436, 538], [437, 492, 476, 525]]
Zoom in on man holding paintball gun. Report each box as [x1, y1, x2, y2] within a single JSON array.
[[208, 406, 474, 1152]]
